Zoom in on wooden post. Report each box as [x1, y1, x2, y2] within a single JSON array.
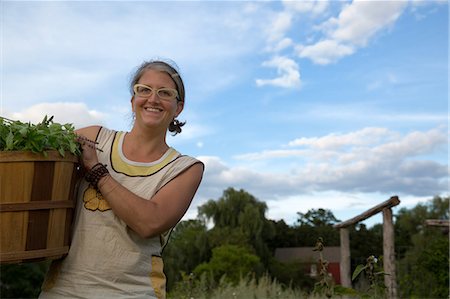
[[383, 208, 397, 299], [339, 227, 351, 287]]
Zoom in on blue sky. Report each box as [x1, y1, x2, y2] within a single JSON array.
[[2, 0, 448, 227]]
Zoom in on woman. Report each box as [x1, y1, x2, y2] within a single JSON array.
[[39, 60, 204, 299]]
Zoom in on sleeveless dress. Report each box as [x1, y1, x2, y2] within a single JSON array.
[[39, 127, 203, 299]]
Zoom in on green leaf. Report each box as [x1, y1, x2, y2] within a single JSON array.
[[5, 132, 14, 150], [352, 264, 367, 281], [58, 147, 65, 157]]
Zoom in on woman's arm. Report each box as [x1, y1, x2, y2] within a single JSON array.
[[76, 127, 204, 238], [97, 162, 204, 238]]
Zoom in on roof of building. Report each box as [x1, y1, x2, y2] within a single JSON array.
[[274, 247, 341, 263]]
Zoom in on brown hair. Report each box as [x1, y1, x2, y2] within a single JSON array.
[[130, 60, 186, 134]]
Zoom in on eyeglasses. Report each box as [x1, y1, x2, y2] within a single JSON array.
[[133, 84, 179, 101]]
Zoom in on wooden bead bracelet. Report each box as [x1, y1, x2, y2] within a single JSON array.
[[85, 163, 109, 190]]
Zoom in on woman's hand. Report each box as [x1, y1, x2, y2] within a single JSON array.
[[77, 135, 100, 171]]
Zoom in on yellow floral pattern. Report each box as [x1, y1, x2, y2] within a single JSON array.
[[83, 186, 111, 211]]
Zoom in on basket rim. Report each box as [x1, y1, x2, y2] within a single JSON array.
[[0, 150, 79, 163]]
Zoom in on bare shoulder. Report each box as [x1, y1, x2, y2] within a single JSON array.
[[172, 162, 204, 187], [75, 125, 102, 141]]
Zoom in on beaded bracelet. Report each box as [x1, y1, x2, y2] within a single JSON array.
[[85, 163, 109, 190]]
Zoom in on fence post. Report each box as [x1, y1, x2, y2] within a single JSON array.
[[383, 207, 397, 298], [339, 227, 351, 287]]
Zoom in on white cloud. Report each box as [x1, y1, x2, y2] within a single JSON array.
[[282, 0, 329, 16], [287, 127, 393, 149], [266, 11, 293, 45], [297, 0, 409, 64], [5, 102, 105, 128], [328, 1, 408, 46], [202, 127, 447, 201], [256, 56, 301, 88], [296, 39, 355, 65]]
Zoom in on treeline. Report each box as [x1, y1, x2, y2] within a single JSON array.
[[163, 189, 448, 298], [1, 188, 448, 298]]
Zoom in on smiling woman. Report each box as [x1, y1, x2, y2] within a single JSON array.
[[38, 60, 204, 299]]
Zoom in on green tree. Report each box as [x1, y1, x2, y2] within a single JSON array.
[[163, 219, 210, 291], [395, 195, 449, 258], [295, 208, 340, 247], [349, 223, 383, 268], [193, 244, 260, 285], [297, 208, 340, 227], [198, 188, 275, 265], [396, 196, 449, 298]]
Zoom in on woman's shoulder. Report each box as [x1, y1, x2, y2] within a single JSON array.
[[76, 126, 121, 142], [75, 125, 102, 141]]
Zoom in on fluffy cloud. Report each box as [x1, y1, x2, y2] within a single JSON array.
[[5, 102, 105, 128], [260, 0, 411, 78], [201, 126, 447, 200], [256, 56, 301, 88], [189, 126, 447, 224], [297, 0, 408, 64]]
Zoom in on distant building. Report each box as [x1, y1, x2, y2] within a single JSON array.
[[274, 247, 341, 284]]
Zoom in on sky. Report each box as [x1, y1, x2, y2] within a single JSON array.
[[1, 0, 448, 228]]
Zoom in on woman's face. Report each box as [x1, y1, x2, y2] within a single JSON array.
[[131, 69, 183, 131]]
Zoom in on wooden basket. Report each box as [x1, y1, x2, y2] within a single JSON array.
[[0, 151, 81, 263]]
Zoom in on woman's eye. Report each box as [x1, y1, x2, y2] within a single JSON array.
[[138, 86, 152, 95], [159, 89, 172, 97]]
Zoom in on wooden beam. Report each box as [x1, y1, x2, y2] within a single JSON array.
[[339, 228, 351, 287], [334, 196, 400, 229], [383, 208, 397, 299], [425, 219, 450, 227]]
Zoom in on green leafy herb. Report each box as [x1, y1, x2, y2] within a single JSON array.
[[0, 115, 81, 157]]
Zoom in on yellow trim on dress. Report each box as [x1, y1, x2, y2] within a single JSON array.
[[111, 132, 180, 176]]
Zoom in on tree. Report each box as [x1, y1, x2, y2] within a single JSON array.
[[193, 245, 260, 285], [297, 208, 340, 227], [395, 196, 449, 258], [295, 208, 340, 247], [198, 188, 275, 265], [395, 196, 449, 298], [163, 219, 210, 291], [349, 223, 383, 267]]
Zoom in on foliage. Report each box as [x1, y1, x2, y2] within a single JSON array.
[[163, 219, 210, 290], [397, 226, 449, 298], [268, 259, 315, 291], [349, 223, 383, 269], [312, 237, 335, 298], [352, 255, 387, 298], [193, 244, 261, 285], [198, 188, 275, 265], [396, 196, 449, 298], [0, 115, 81, 157], [297, 208, 340, 227], [395, 195, 449, 258], [168, 272, 309, 299], [0, 261, 50, 298], [294, 209, 341, 247]]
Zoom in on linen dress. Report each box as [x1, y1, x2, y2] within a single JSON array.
[[39, 127, 202, 299]]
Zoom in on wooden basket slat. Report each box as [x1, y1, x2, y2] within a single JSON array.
[[0, 151, 80, 263]]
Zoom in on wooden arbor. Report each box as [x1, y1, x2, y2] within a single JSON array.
[[333, 196, 400, 298]]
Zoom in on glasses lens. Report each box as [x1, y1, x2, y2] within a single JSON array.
[[157, 88, 178, 100], [134, 84, 152, 97]]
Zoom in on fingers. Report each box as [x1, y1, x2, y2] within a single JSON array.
[[77, 135, 103, 152]]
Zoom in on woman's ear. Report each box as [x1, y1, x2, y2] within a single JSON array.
[[176, 101, 184, 116], [131, 96, 135, 113]]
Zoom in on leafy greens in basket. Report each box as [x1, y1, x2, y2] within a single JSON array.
[[0, 115, 81, 157]]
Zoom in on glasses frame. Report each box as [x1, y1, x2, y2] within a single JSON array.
[[133, 84, 179, 101]]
